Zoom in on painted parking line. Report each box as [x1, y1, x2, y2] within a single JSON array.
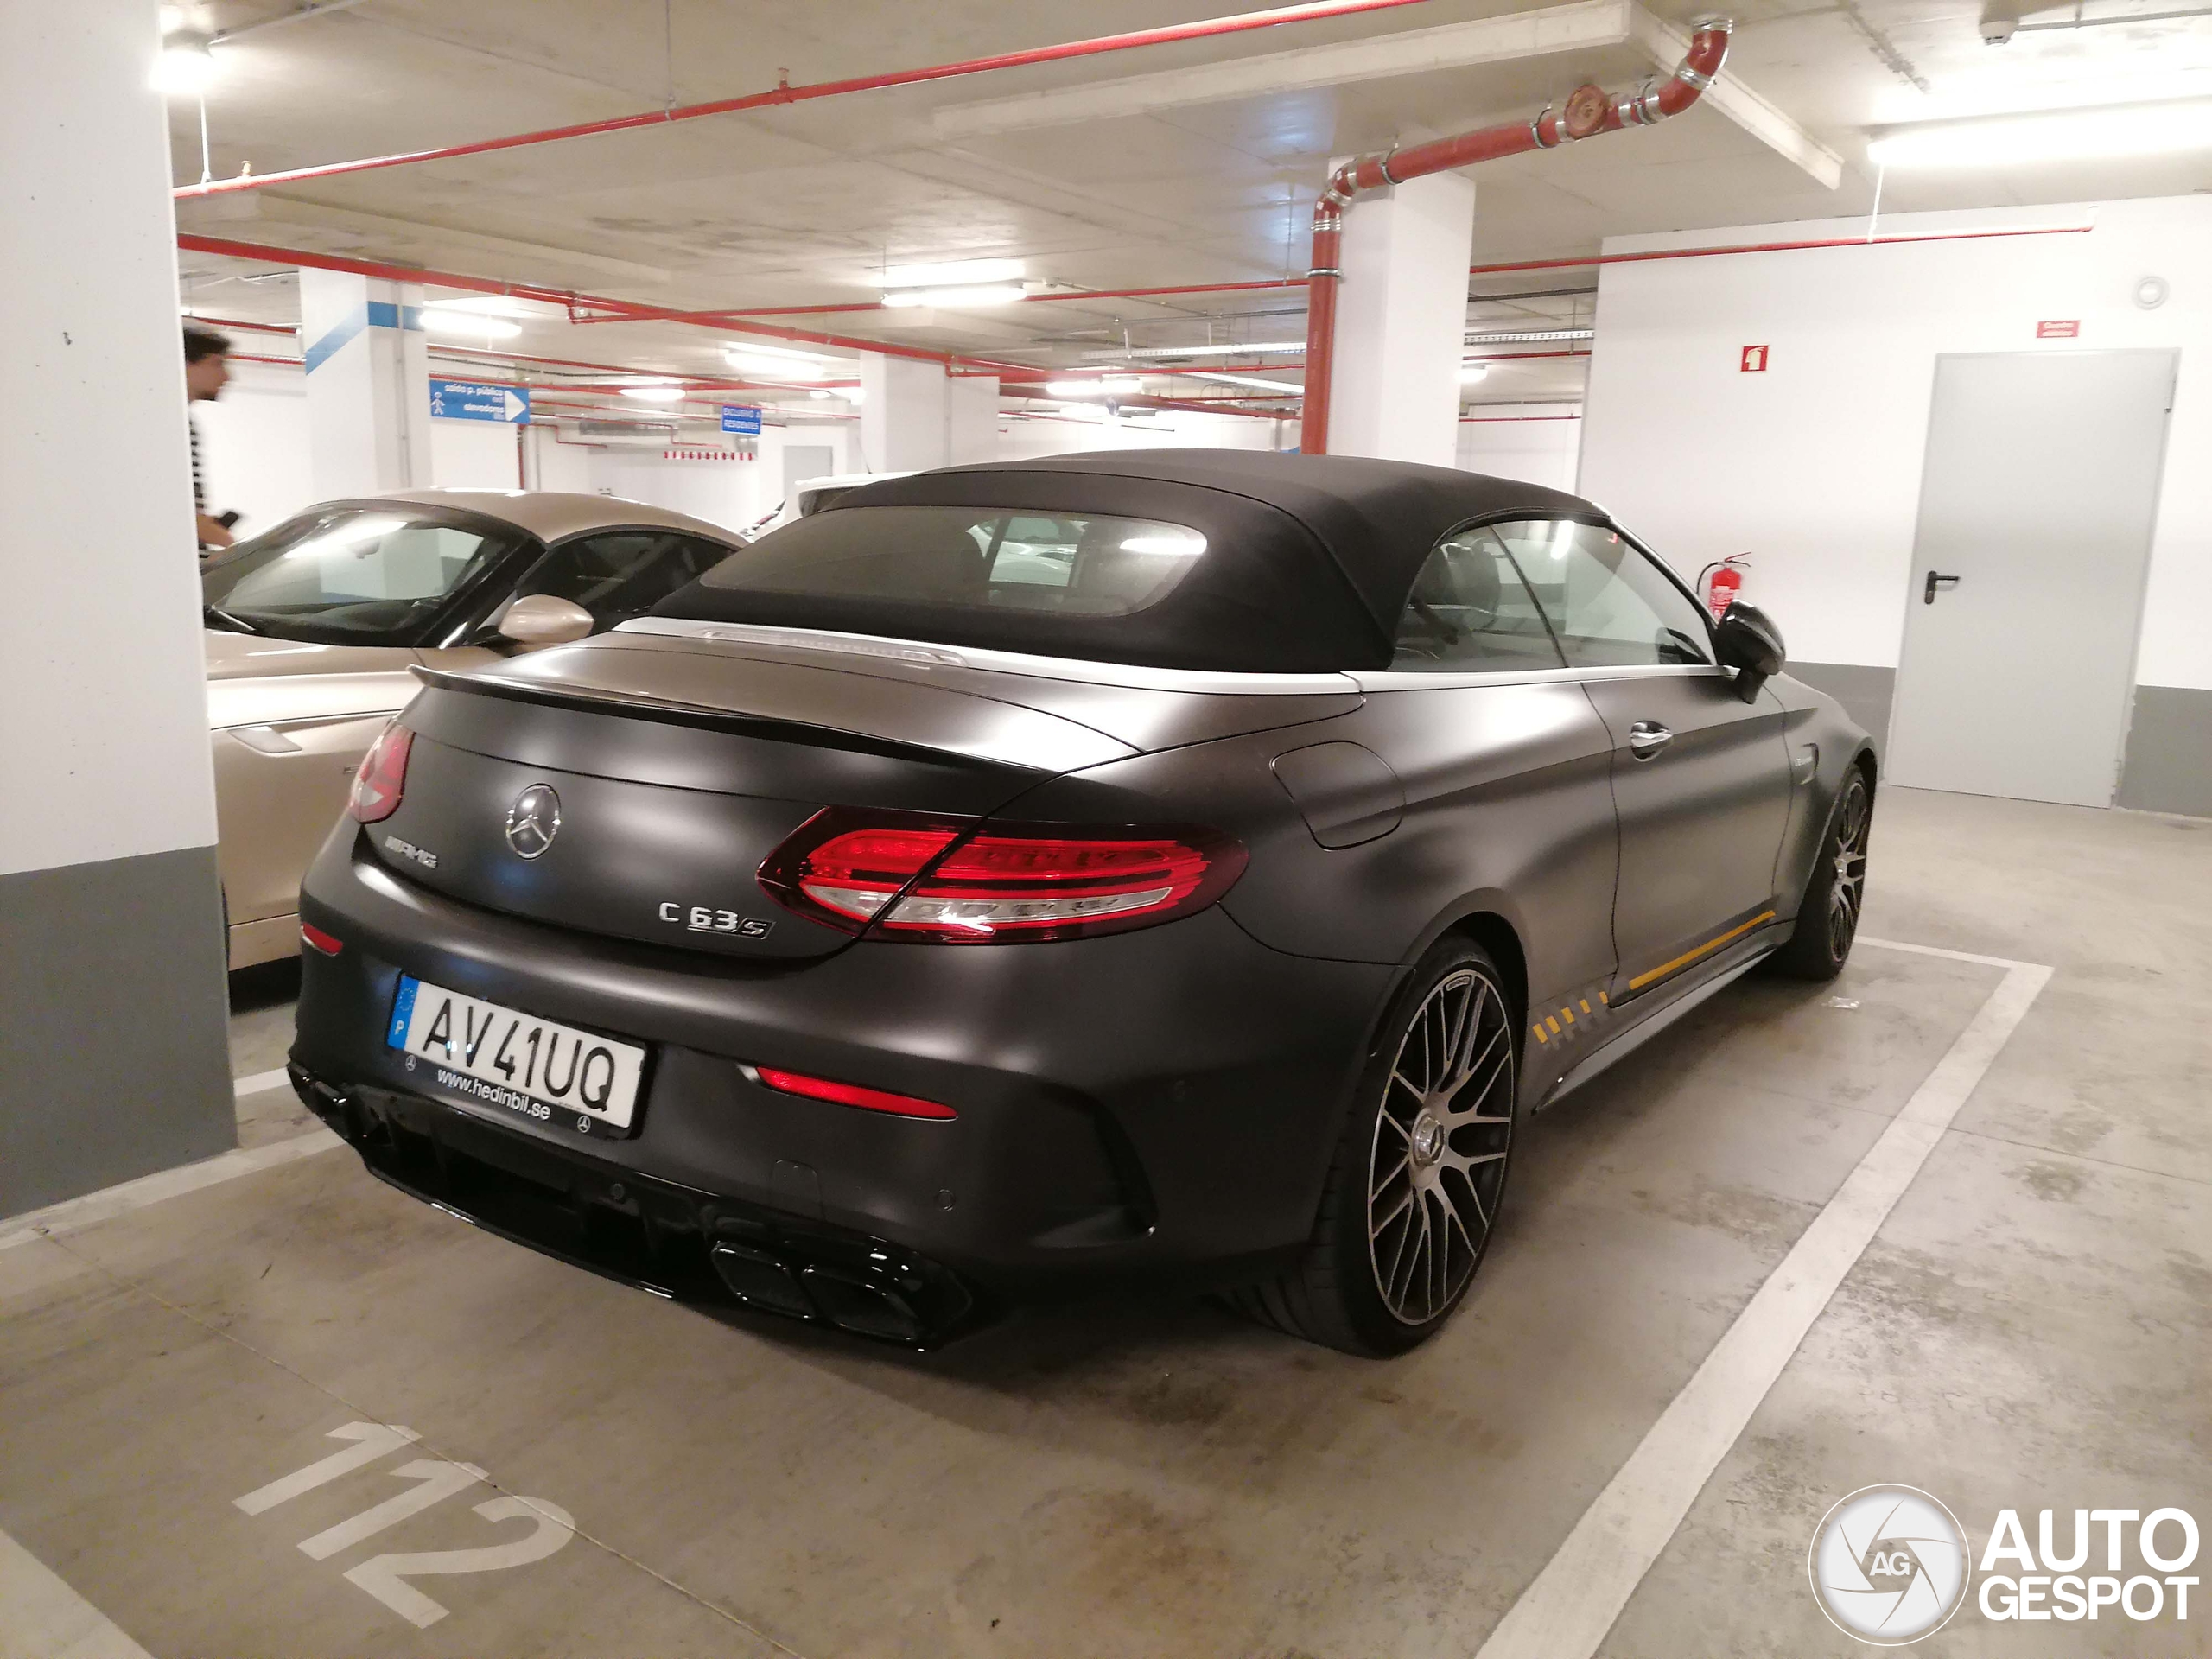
[[234, 1066, 294, 1096], [0, 1523, 155, 1659], [1465, 937, 2052, 1659], [0, 1128, 342, 1255]]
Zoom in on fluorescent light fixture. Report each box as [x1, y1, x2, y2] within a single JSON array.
[[620, 385, 687, 403], [1043, 377, 1143, 397], [880, 257, 1026, 289], [422, 312, 523, 340], [1096, 340, 1306, 360], [721, 340, 826, 362], [1187, 372, 1303, 394], [1867, 99, 2212, 167], [152, 35, 219, 93], [727, 353, 823, 379], [1458, 363, 1491, 385], [722, 342, 831, 378], [881, 283, 1027, 308], [423, 296, 546, 319], [1463, 328, 1594, 346], [809, 388, 833, 400]]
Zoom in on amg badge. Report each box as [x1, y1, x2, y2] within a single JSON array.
[[658, 902, 774, 939]]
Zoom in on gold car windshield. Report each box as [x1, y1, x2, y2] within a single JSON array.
[[201, 508, 522, 644]]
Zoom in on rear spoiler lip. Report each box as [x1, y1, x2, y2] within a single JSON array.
[[404, 663, 1029, 773]]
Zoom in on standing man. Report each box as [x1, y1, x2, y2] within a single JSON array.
[[183, 326, 234, 554]]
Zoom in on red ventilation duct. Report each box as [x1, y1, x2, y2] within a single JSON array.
[[1300, 17, 1732, 454]]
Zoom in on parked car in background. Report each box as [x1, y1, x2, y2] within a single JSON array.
[[285, 451, 1874, 1357], [739, 471, 914, 540], [201, 489, 744, 968]]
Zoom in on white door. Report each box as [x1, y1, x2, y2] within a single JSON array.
[[1887, 351, 2175, 807]]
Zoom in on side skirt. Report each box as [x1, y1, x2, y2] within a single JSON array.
[[1534, 939, 1780, 1111]]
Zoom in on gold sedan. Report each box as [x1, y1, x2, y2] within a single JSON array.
[[202, 489, 745, 968]]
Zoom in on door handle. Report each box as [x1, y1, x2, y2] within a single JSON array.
[[1626, 721, 1673, 760], [1923, 571, 1961, 605]]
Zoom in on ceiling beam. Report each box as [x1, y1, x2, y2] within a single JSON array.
[[1626, 10, 1845, 188], [931, 0, 1636, 138], [933, 0, 1842, 191]]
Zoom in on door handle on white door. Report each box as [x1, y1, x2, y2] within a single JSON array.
[[1626, 721, 1673, 760], [1923, 570, 1961, 605]]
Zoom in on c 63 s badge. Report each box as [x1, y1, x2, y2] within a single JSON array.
[[659, 903, 774, 939]]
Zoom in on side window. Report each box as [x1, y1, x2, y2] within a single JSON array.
[[1389, 528, 1564, 672], [512, 531, 729, 630], [1491, 520, 1713, 668]]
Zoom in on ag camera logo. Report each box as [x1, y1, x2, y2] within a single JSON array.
[[1809, 1485, 1971, 1645]]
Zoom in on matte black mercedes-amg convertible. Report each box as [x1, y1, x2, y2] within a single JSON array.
[[289, 451, 1873, 1356]]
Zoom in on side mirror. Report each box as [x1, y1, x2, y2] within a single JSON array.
[[496, 594, 594, 647], [1713, 600, 1785, 702]]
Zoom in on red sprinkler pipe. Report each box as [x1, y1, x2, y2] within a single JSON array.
[[1301, 16, 1732, 453], [173, 0, 1439, 200]]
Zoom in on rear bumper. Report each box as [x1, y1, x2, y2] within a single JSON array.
[[292, 828, 1395, 1332]]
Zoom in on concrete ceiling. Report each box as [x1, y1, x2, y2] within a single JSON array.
[[168, 0, 2212, 416]]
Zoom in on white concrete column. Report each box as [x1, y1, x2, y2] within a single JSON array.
[[1325, 169, 1476, 467], [1, 0, 236, 1215], [948, 375, 1000, 464], [861, 353, 950, 473], [301, 269, 431, 498]]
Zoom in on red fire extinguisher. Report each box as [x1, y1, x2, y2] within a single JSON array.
[[1698, 555, 1749, 622]]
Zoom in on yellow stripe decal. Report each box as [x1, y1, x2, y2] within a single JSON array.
[[1532, 1023, 1548, 1044], [1627, 911, 1778, 992], [1560, 1007, 1574, 1024], [1579, 999, 1591, 1015], [1547, 1016, 1562, 1036]]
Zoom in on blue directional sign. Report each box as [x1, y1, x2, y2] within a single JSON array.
[[429, 378, 530, 423], [720, 404, 763, 435]]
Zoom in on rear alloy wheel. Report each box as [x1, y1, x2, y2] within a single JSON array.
[[1229, 944, 1516, 1356], [1771, 768, 1872, 981]]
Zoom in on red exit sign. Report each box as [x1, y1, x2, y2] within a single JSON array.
[[2037, 320, 2081, 339], [1740, 344, 1770, 372]]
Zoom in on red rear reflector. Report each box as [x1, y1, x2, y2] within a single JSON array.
[[301, 923, 344, 957], [348, 721, 413, 823], [753, 1066, 956, 1120]]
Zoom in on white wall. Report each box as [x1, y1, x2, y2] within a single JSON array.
[[193, 358, 315, 537], [430, 416, 524, 489], [998, 408, 1284, 461], [574, 423, 857, 534], [1456, 404, 1581, 492], [1579, 197, 2212, 693]]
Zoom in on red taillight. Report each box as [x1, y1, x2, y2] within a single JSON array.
[[757, 810, 1247, 944], [757, 808, 971, 932], [753, 1065, 957, 1120], [301, 922, 344, 956], [348, 722, 413, 823]]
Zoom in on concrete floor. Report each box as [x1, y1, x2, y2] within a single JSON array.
[[2, 787, 2206, 1656]]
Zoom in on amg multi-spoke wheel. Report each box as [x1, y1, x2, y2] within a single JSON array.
[[1773, 767, 1873, 981], [1228, 943, 1517, 1356], [1367, 969, 1513, 1325]]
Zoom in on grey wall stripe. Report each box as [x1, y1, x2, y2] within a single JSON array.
[[0, 846, 236, 1219], [1783, 663, 1894, 760], [2119, 685, 2212, 819]]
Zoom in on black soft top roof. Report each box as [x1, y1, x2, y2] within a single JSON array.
[[657, 449, 1600, 672]]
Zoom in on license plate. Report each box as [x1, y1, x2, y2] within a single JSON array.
[[385, 976, 646, 1133]]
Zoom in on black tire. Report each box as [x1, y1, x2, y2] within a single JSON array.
[[1770, 766, 1872, 981], [1228, 941, 1517, 1357]]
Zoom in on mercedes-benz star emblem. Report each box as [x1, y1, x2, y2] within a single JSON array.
[[505, 784, 562, 859]]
